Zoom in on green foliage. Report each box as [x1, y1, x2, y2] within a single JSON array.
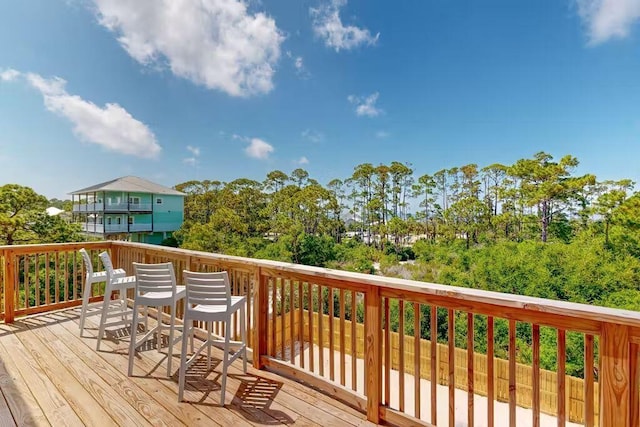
[[0, 184, 81, 244]]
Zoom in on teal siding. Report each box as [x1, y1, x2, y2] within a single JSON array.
[[131, 214, 152, 224], [152, 195, 183, 232], [75, 184, 184, 245]]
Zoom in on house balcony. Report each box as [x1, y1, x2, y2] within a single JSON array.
[[1, 241, 639, 427], [128, 223, 153, 232], [128, 203, 153, 212], [72, 202, 104, 212]]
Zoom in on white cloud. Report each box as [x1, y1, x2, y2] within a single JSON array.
[[296, 156, 309, 165], [576, 0, 640, 44], [184, 145, 200, 165], [92, 0, 284, 97], [24, 72, 160, 158], [0, 68, 20, 82], [186, 145, 200, 156], [286, 51, 309, 78], [245, 137, 274, 159], [310, 0, 379, 52], [376, 130, 389, 138], [348, 92, 383, 117], [301, 129, 323, 143]]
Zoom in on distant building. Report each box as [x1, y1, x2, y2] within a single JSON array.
[[70, 176, 185, 244]]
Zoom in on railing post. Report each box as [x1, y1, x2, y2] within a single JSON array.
[[600, 323, 630, 427], [3, 249, 15, 323], [365, 284, 382, 423], [253, 267, 268, 369], [110, 242, 120, 269]]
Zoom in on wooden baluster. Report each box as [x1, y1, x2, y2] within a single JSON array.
[[309, 283, 315, 373], [54, 251, 60, 304], [399, 300, 405, 412], [385, 297, 391, 406], [509, 319, 516, 427], [298, 281, 304, 369], [329, 286, 335, 382], [600, 323, 630, 427], [4, 250, 15, 323], [488, 316, 494, 427], [365, 285, 381, 424], [24, 255, 30, 310], [448, 309, 455, 427], [558, 329, 566, 427], [64, 252, 69, 302], [468, 313, 474, 427], [73, 251, 78, 301], [430, 305, 438, 425], [247, 272, 253, 348], [584, 334, 595, 427], [280, 280, 286, 360], [271, 277, 277, 358], [414, 302, 421, 420], [253, 270, 268, 369], [35, 253, 40, 307], [351, 290, 357, 391], [45, 252, 50, 305], [289, 280, 295, 364], [319, 285, 324, 377], [340, 288, 346, 386], [533, 324, 541, 427]]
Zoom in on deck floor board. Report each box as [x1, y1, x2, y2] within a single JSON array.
[[0, 305, 375, 427]]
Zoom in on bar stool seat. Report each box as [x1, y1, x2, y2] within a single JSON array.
[[128, 262, 185, 377], [78, 248, 125, 336], [96, 251, 137, 351], [178, 270, 247, 405]]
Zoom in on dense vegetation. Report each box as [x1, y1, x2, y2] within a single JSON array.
[[4, 151, 640, 376], [0, 184, 82, 245], [170, 152, 640, 376]]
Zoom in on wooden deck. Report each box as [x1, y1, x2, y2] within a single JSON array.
[[0, 305, 377, 427]]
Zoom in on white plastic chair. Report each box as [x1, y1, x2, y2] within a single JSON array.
[[96, 251, 137, 351], [78, 248, 125, 336], [178, 270, 247, 404], [128, 262, 186, 377]]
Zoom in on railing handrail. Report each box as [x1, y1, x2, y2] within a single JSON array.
[[6, 240, 636, 330], [107, 241, 640, 331]]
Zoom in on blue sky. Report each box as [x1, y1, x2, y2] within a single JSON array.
[[1, 0, 640, 200]]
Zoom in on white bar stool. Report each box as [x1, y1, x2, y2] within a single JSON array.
[[128, 262, 186, 377], [178, 270, 247, 405], [96, 251, 137, 351], [78, 248, 125, 336]]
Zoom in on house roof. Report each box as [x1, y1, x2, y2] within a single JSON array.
[[69, 176, 185, 196]]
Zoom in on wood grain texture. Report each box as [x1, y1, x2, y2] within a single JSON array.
[[584, 334, 594, 427], [0, 306, 375, 427], [600, 323, 630, 427], [365, 285, 381, 424]]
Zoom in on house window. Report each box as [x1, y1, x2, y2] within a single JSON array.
[[128, 216, 134, 225], [129, 197, 140, 204], [106, 217, 112, 225], [156, 198, 163, 205], [116, 217, 122, 225]]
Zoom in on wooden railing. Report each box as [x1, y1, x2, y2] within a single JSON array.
[[2, 241, 640, 427]]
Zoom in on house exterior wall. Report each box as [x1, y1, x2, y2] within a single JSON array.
[[73, 186, 184, 244], [152, 195, 184, 232]]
